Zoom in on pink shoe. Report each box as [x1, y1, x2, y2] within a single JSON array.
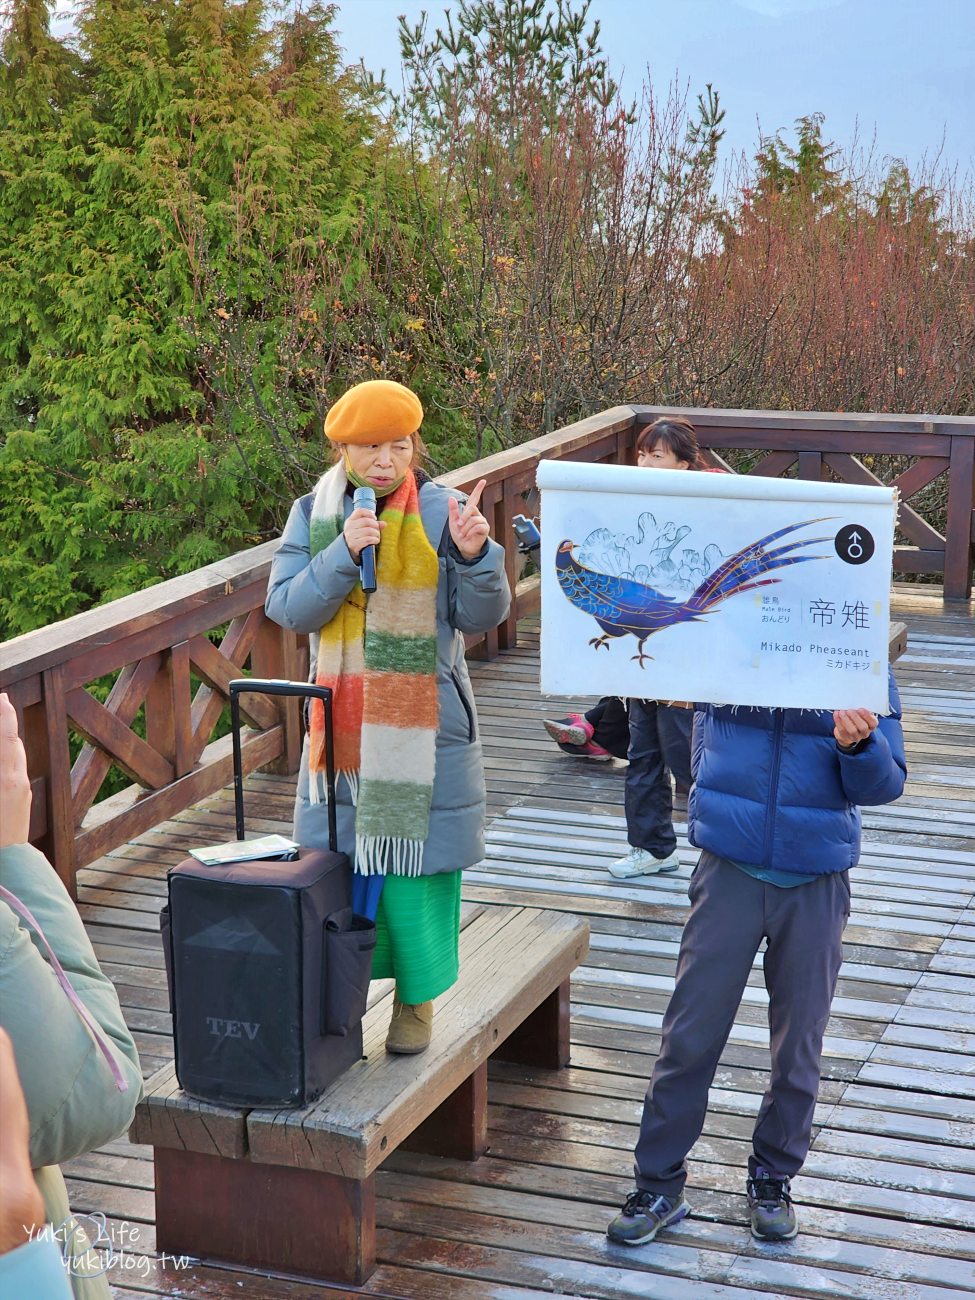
[[543, 713, 594, 746], [554, 738, 613, 762]]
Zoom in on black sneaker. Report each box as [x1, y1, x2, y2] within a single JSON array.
[[606, 1189, 690, 1246], [747, 1166, 798, 1241]]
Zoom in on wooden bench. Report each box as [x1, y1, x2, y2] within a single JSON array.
[[131, 902, 588, 1285], [889, 620, 907, 662]]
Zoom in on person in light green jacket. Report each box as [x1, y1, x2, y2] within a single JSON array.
[[0, 694, 144, 1298], [0, 1025, 72, 1298]]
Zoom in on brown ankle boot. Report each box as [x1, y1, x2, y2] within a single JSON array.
[[385, 998, 433, 1054]]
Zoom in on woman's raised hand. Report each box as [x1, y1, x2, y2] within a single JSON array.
[[448, 479, 490, 560], [0, 694, 31, 848]]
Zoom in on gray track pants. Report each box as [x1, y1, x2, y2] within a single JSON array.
[[634, 851, 851, 1197]]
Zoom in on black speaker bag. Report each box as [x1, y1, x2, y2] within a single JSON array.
[[160, 679, 376, 1108], [163, 848, 375, 1107]]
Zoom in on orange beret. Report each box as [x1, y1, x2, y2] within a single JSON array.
[[323, 379, 423, 445]]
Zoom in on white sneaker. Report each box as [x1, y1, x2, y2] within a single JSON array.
[[608, 847, 681, 879]]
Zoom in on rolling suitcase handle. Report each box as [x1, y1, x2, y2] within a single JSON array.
[[228, 679, 338, 853]]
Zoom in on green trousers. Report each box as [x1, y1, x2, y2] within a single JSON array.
[[370, 869, 462, 1003]]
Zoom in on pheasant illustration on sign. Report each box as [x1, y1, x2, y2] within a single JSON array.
[[538, 458, 896, 710], [555, 519, 831, 666]]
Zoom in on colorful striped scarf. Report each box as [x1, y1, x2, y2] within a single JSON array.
[[308, 460, 440, 876]]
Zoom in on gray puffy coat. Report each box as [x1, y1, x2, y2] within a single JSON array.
[[265, 477, 511, 874]]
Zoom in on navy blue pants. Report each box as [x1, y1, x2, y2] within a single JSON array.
[[625, 700, 694, 856], [633, 852, 850, 1197]]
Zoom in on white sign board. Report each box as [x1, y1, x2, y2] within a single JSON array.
[[538, 460, 896, 712]]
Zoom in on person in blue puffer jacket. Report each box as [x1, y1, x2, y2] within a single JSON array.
[[607, 668, 906, 1249]]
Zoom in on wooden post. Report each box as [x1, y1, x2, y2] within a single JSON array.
[[798, 450, 824, 481], [614, 419, 634, 463], [943, 433, 975, 600], [401, 1062, 489, 1160], [251, 617, 304, 774], [154, 1147, 376, 1286], [15, 686, 49, 847], [498, 479, 520, 652], [146, 642, 193, 778], [40, 665, 77, 897], [493, 980, 571, 1070]]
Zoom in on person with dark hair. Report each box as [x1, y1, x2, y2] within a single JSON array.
[[607, 684, 906, 1248], [634, 415, 704, 470], [543, 415, 712, 875], [266, 379, 510, 1054]]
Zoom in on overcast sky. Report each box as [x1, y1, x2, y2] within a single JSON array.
[[48, 0, 974, 184], [334, 0, 975, 184]]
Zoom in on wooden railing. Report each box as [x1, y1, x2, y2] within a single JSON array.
[[1, 405, 972, 895]]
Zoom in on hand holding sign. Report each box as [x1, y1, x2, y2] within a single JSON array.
[[833, 707, 879, 747]]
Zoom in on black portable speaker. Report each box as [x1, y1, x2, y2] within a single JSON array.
[[160, 679, 375, 1108]]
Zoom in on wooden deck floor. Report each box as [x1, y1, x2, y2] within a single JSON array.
[[67, 585, 975, 1299]]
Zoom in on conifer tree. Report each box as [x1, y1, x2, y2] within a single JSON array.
[[394, 0, 724, 456], [0, 0, 388, 635]]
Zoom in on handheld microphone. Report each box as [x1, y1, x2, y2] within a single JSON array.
[[352, 485, 378, 593]]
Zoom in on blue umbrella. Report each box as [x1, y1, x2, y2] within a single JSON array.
[[351, 871, 384, 921]]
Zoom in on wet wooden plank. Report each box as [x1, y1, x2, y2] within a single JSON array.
[[379, 1152, 975, 1260], [376, 1185, 975, 1291]]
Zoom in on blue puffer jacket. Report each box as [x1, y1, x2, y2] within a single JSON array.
[[688, 667, 906, 876]]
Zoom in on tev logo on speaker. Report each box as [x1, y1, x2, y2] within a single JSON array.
[[206, 1017, 261, 1040]]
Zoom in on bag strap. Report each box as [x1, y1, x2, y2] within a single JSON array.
[[0, 885, 129, 1092]]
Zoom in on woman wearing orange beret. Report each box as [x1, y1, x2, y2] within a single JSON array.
[[266, 380, 510, 1052]]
